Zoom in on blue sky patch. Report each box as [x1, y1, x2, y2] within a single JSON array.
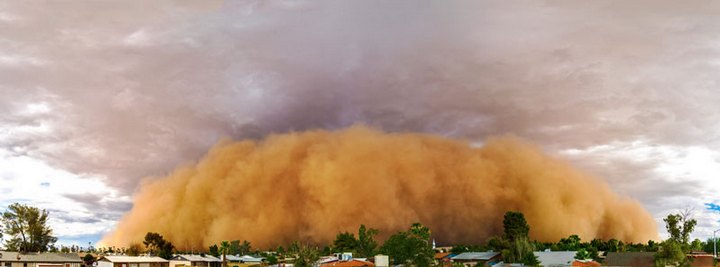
[[705, 203, 720, 212]]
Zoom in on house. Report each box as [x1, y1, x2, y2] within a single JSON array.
[[169, 255, 221, 267], [223, 255, 264, 267], [604, 252, 654, 267], [434, 252, 454, 263], [96, 255, 168, 267], [687, 253, 716, 267], [533, 251, 576, 267], [0, 251, 82, 267], [450, 252, 501, 267]]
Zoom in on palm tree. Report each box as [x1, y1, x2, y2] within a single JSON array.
[[219, 241, 230, 267]]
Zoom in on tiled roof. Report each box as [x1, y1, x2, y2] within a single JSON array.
[[99, 256, 168, 263], [0, 251, 82, 263], [572, 260, 601, 267], [320, 259, 375, 267], [434, 252, 451, 260]]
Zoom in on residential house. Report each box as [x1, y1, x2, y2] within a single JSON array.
[[450, 252, 501, 267], [0, 251, 82, 267], [170, 255, 220, 267], [223, 256, 264, 267], [604, 252, 655, 267], [687, 253, 717, 267], [533, 251, 576, 267], [96, 256, 168, 267]]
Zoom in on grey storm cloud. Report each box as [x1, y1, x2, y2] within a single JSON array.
[[2, 0, 720, 237]]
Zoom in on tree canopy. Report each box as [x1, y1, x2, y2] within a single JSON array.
[[503, 211, 530, 241], [379, 222, 433, 267], [143, 232, 175, 259], [1, 203, 57, 252], [498, 211, 539, 266]]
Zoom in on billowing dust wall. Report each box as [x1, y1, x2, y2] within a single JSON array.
[[101, 126, 657, 249]]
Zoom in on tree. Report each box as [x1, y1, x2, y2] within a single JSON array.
[[379, 223, 433, 267], [498, 211, 538, 266], [143, 232, 174, 259], [655, 240, 687, 267], [1, 203, 58, 252], [574, 249, 591, 260], [209, 244, 220, 257], [293, 244, 320, 267], [559, 235, 581, 251], [266, 255, 278, 265], [690, 239, 704, 252], [356, 224, 379, 258], [333, 232, 358, 253], [219, 241, 230, 267], [503, 211, 530, 241], [83, 254, 96, 266], [127, 243, 144, 256], [664, 212, 696, 246]]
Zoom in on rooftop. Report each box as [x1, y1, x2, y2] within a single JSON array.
[[172, 254, 221, 262], [451, 252, 500, 261], [0, 251, 82, 263], [99, 256, 168, 263], [533, 251, 577, 267]]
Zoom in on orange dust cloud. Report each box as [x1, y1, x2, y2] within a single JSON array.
[[100, 126, 657, 249]]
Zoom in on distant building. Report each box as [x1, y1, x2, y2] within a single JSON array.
[[0, 251, 82, 267], [373, 255, 388, 267], [169, 255, 220, 267], [224, 256, 264, 264], [450, 252, 501, 267], [97, 255, 168, 267], [533, 251, 576, 267], [604, 252, 655, 267], [687, 252, 716, 267]]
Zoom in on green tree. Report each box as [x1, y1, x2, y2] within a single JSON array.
[[690, 239, 703, 252], [379, 223, 433, 267], [142, 232, 174, 259], [503, 211, 530, 241], [655, 240, 687, 267], [664, 213, 697, 246], [703, 238, 715, 253], [266, 255, 278, 265], [559, 235, 581, 251], [240, 240, 252, 255], [574, 249, 591, 260], [499, 211, 538, 266], [293, 244, 320, 267], [219, 241, 230, 267], [333, 232, 358, 253], [1, 203, 58, 252], [357, 224, 379, 257], [209, 244, 220, 257], [451, 245, 469, 254]]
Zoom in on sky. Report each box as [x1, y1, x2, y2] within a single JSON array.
[[1, 0, 720, 247]]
